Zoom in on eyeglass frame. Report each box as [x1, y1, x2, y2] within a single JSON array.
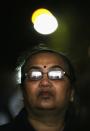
[[24, 66, 71, 81]]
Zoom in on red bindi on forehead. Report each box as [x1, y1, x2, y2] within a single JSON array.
[[44, 65, 47, 68]]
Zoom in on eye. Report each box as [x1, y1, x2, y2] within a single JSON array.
[[31, 71, 42, 80], [49, 71, 63, 79], [25, 70, 42, 80], [48, 67, 65, 80]]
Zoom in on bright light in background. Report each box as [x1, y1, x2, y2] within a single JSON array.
[[16, 66, 21, 84], [31, 8, 58, 35]]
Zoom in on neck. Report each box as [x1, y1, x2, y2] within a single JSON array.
[[27, 108, 65, 131]]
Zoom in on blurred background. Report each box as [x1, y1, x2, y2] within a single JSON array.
[[0, 0, 90, 126]]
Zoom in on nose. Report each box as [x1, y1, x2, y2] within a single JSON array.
[[39, 76, 51, 88]]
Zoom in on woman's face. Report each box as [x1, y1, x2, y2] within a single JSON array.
[[23, 52, 74, 112]]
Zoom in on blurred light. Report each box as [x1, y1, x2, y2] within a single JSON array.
[[16, 66, 21, 84], [31, 8, 58, 35], [15, 59, 26, 84]]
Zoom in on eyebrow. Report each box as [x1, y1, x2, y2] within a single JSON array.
[[28, 65, 65, 71], [49, 65, 65, 70], [27, 66, 42, 72]]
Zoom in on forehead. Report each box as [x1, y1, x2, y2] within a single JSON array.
[[25, 52, 66, 69]]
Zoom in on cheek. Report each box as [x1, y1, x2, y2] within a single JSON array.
[[53, 81, 72, 102], [23, 82, 39, 99]]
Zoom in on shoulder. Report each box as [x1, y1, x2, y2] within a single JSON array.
[[0, 108, 35, 131], [0, 123, 14, 131], [0, 108, 25, 131]]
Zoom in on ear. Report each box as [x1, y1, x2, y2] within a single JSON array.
[[70, 89, 74, 102]]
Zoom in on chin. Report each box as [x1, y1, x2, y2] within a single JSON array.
[[36, 103, 56, 110]]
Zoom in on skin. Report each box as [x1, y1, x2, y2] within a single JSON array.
[[22, 52, 74, 131]]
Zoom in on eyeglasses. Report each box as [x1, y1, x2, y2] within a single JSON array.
[[24, 67, 69, 81]]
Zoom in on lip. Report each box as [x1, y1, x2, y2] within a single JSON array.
[[40, 91, 50, 96], [38, 90, 54, 99]]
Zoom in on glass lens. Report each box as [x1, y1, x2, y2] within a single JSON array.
[[31, 71, 42, 80], [48, 70, 65, 80], [28, 70, 42, 80]]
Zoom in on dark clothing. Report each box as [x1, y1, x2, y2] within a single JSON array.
[[0, 109, 35, 131], [0, 108, 83, 131]]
